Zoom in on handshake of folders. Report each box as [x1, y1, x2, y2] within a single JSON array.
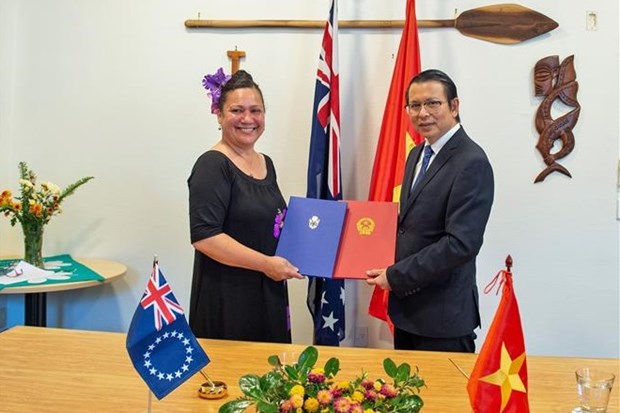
[[275, 196, 397, 279]]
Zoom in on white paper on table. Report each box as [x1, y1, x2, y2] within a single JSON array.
[[0, 261, 56, 286], [43, 260, 73, 270]]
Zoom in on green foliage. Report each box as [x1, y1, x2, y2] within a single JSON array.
[[0, 161, 94, 227], [218, 346, 425, 413]]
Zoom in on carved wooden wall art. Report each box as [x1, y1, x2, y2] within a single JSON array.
[[185, 4, 559, 45], [533, 55, 580, 183]]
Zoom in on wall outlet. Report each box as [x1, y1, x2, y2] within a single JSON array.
[[355, 326, 368, 347]]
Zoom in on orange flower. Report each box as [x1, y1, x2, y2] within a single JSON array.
[[0, 190, 12, 206], [29, 203, 43, 218]]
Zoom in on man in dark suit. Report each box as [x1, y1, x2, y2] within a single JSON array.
[[367, 69, 494, 352]]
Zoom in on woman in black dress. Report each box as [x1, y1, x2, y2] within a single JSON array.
[[188, 70, 303, 343]]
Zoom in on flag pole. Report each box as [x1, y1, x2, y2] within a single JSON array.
[[448, 358, 470, 380], [198, 369, 228, 399], [146, 390, 152, 413], [199, 369, 216, 386]]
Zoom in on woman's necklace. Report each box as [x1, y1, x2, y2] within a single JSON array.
[[224, 143, 258, 178]]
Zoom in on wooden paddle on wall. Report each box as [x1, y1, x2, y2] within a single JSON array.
[[185, 3, 559, 45]]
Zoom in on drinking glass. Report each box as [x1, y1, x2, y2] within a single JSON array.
[[573, 368, 615, 413], [280, 351, 298, 366]]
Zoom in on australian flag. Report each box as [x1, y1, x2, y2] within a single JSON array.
[[306, 0, 345, 346], [126, 261, 209, 399]]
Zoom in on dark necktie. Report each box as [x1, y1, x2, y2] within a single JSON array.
[[411, 145, 433, 191]]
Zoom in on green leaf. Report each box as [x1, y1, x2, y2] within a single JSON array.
[[256, 400, 279, 413], [324, 357, 340, 378], [58, 176, 94, 203], [18, 162, 29, 180], [396, 394, 424, 412], [396, 362, 411, 383], [383, 358, 397, 378], [283, 364, 299, 380], [408, 374, 425, 389], [298, 346, 318, 371], [239, 374, 264, 399], [261, 371, 283, 389], [268, 355, 281, 367], [218, 399, 253, 413]]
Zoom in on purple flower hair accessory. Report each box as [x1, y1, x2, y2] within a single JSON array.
[[202, 67, 231, 114]]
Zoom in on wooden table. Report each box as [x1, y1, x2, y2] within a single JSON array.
[[0, 258, 126, 327], [0, 327, 617, 413]]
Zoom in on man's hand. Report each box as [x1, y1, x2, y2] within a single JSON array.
[[366, 268, 391, 291]]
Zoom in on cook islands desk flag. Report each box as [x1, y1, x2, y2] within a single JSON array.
[[467, 256, 529, 412], [126, 260, 209, 400]]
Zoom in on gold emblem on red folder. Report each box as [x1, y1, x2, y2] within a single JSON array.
[[356, 217, 375, 236]]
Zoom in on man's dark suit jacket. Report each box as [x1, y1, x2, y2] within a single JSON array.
[[387, 126, 494, 338]]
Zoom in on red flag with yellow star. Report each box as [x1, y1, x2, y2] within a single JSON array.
[[367, 0, 423, 330], [467, 258, 529, 412]]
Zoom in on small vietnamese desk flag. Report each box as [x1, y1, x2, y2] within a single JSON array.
[[126, 260, 209, 400], [367, 0, 423, 331], [467, 256, 529, 412]]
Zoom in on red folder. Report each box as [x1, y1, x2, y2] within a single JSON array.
[[333, 200, 397, 279]]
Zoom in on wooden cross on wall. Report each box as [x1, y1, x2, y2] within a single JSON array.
[[227, 47, 245, 74]]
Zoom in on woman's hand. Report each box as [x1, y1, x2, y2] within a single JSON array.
[[193, 234, 304, 281], [263, 256, 304, 281]]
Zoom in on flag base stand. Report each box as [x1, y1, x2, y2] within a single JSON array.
[[198, 380, 228, 399]]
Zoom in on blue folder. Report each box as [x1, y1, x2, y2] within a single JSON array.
[[275, 196, 347, 278]]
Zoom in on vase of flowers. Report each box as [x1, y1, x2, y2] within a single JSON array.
[[219, 345, 425, 413], [21, 221, 45, 268], [0, 162, 94, 268]]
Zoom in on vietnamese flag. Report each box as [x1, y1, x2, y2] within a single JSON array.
[[367, 0, 423, 329], [467, 259, 530, 412]]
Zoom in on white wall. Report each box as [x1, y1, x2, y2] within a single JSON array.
[[0, 0, 618, 358]]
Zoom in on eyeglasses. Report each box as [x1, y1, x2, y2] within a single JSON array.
[[0, 263, 22, 278], [405, 100, 446, 113]]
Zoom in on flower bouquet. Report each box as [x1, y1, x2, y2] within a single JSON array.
[[0, 161, 94, 267], [219, 346, 425, 413]]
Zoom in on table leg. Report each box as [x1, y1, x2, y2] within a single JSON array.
[[25, 293, 46, 327]]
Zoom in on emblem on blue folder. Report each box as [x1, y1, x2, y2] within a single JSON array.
[[308, 216, 321, 229]]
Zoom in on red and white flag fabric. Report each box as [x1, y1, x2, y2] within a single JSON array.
[[367, 0, 423, 330], [306, 0, 345, 346], [467, 258, 530, 412], [140, 264, 184, 331]]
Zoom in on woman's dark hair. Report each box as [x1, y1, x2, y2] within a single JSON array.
[[405, 69, 460, 122], [218, 70, 265, 111]]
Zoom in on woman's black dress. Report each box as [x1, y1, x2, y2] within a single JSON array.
[[188, 150, 290, 343]]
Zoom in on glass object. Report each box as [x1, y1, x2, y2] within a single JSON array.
[[405, 100, 446, 113], [573, 368, 615, 413], [280, 351, 298, 366], [22, 223, 44, 268]]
